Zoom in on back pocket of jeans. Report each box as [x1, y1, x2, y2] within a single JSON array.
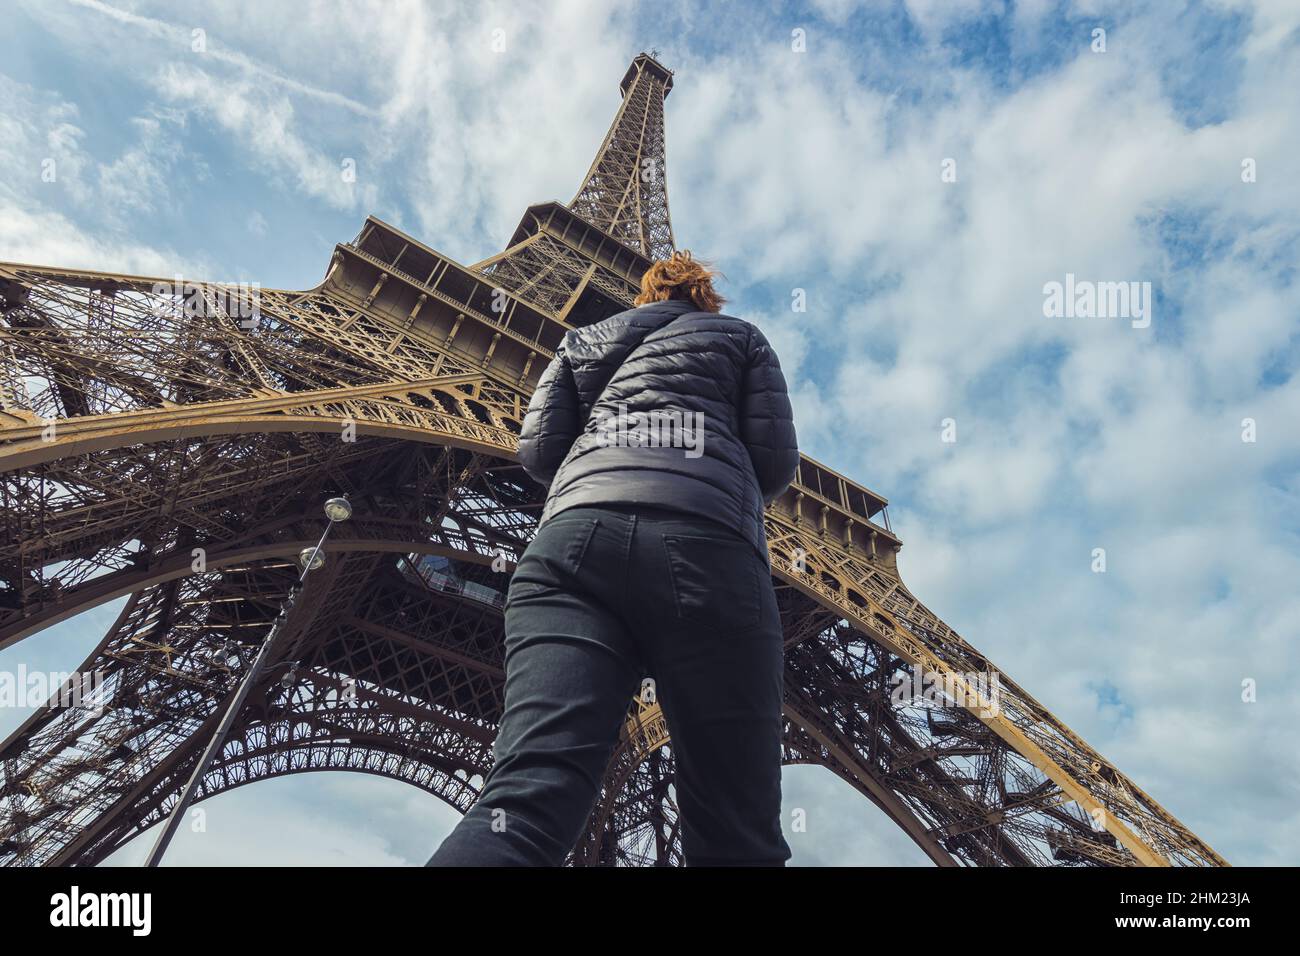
[[561, 515, 601, 573], [663, 533, 761, 630], [505, 515, 599, 611]]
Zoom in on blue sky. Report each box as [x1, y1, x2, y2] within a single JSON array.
[[1, 0, 1298, 866]]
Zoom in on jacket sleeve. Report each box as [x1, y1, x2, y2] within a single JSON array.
[[516, 333, 582, 488], [739, 322, 800, 504]]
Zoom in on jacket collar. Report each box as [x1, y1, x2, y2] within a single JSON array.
[[635, 297, 697, 315], [576, 298, 696, 341]]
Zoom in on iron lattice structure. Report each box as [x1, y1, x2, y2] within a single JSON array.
[[0, 52, 1224, 867]]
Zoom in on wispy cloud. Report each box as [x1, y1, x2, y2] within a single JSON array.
[[152, 60, 378, 212], [66, 0, 376, 116]]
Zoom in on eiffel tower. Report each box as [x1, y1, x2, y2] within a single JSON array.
[[0, 52, 1224, 867]]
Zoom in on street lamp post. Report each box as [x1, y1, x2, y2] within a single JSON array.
[[143, 496, 353, 867]]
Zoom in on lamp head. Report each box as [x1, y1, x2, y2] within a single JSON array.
[[298, 547, 326, 571], [323, 497, 353, 522]]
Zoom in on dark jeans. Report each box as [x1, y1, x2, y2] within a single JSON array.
[[426, 503, 790, 867]]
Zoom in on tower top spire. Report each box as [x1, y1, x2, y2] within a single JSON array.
[[620, 50, 674, 99], [570, 51, 677, 262]]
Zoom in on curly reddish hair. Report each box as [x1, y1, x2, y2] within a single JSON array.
[[633, 250, 727, 313]]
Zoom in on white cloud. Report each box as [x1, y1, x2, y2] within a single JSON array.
[[0, 74, 203, 273], [102, 772, 464, 866], [0, 200, 205, 276], [66, 0, 375, 116], [152, 61, 378, 213]]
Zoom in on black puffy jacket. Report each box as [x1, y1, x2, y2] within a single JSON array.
[[516, 297, 800, 564]]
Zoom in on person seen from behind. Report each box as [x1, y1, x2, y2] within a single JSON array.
[[427, 249, 800, 866]]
